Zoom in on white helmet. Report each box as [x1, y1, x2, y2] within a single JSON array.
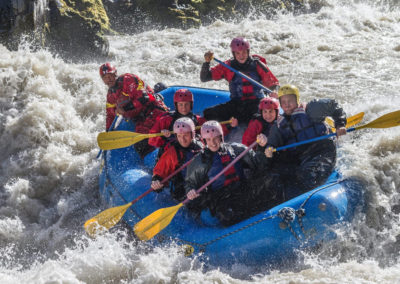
[[200, 120, 224, 142]]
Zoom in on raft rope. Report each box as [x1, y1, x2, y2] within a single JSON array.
[[190, 180, 340, 250], [103, 163, 339, 253], [277, 181, 338, 240]]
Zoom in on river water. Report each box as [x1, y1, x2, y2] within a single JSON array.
[[1, 0, 400, 282]]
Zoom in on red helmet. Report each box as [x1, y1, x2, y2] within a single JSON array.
[[99, 63, 116, 77], [259, 97, 279, 110], [173, 117, 195, 137], [230, 37, 250, 52], [201, 120, 224, 142], [173, 89, 194, 103]]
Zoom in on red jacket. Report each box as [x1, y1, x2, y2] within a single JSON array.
[[242, 115, 275, 147], [106, 73, 165, 130], [153, 140, 203, 180]]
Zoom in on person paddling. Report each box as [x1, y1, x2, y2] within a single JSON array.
[[151, 117, 204, 201], [184, 121, 266, 226], [148, 88, 238, 158], [99, 62, 168, 158], [242, 97, 280, 148], [259, 84, 347, 201], [200, 37, 279, 124]]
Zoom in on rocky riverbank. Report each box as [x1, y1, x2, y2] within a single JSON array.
[[0, 0, 328, 60]]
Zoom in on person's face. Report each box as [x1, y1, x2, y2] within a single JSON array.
[[177, 132, 192, 148], [205, 136, 222, 152], [279, 95, 298, 115], [262, 108, 277, 123], [176, 102, 191, 115], [233, 50, 249, 64], [102, 73, 117, 88]]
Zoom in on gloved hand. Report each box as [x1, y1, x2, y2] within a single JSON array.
[[230, 117, 238, 128], [161, 129, 171, 138], [187, 189, 200, 200], [257, 134, 268, 147], [265, 146, 274, 158], [151, 180, 164, 193], [204, 51, 214, 63]]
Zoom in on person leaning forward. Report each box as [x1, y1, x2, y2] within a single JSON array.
[[99, 62, 168, 158]]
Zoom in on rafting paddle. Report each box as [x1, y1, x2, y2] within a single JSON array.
[[84, 155, 198, 237], [97, 119, 233, 151], [134, 110, 400, 241]]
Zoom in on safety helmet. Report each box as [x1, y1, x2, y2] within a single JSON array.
[[99, 63, 116, 78], [230, 37, 250, 52], [201, 120, 224, 142], [173, 89, 194, 103], [173, 88, 194, 111], [153, 82, 167, 93], [259, 97, 280, 111], [278, 84, 300, 105], [173, 117, 195, 138]]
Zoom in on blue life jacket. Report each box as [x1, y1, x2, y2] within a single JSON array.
[[205, 145, 245, 190], [277, 107, 328, 149]]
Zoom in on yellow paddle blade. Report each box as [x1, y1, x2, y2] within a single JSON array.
[[325, 112, 364, 132], [97, 131, 163, 150], [346, 112, 365, 127], [356, 110, 400, 130], [134, 203, 184, 241], [84, 202, 132, 237]]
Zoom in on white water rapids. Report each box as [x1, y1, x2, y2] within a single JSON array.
[[1, 0, 400, 282]]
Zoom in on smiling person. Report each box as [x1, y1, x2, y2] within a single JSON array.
[[184, 121, 266, 226], [148, 88, 238, 159], [200, 37, 279, 124], [242, 97, 280, 148], [260, 84, 347, 201], [99, 63, 169, 158], [151, 118, 203, 201]]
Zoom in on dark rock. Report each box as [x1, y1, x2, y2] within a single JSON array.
[[0, 0, 110, 61]]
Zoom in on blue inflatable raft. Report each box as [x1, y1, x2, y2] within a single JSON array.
[[99, 86, 363, 266]]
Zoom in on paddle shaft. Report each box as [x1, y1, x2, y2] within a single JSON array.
[[182, 140, 258, 205], [275, 128, 356, 152], [213, 58, 273, 94], [97, 115, 120, 158]]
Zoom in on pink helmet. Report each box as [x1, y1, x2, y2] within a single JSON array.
[[173, 117, 195, 137], [230, 37, 250, 52], [201, 120, 224, 142], [99, 63, 116, 77], [259, 97, 279, 110], [173, 89, 194, 103]]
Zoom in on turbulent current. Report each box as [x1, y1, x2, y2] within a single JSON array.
[[1, 0, 400, 282]]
